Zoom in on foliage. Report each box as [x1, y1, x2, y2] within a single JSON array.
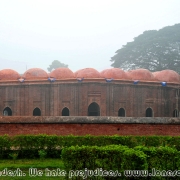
[[111, 23, 180, 73], [38, 149, 47, 160], [134, 146, 180, 180], [12, 134, 62, 159], [1, 135, 180, 179], [0, 135, 11, 159], [62, 145, 180, 179], [1, 135, 180, 159], [47, 60, 68, 72], [9, 152, 18, 163]]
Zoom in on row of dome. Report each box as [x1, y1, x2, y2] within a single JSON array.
[[0, 68, 180, 83]]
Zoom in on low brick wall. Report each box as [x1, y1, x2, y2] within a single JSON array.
[[0, 116, 180, 136]]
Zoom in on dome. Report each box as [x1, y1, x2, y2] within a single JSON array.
[[75, 68, 101, 78], [100, 68, 129, 79], [99, 69, 108, 77], [74, 69, 81, 77], [152, 70, 180, 83], [22, 68, 48, 80], [0, 69, 21, 80], [49, 68, 75, 79], [126, 69, 154, 81]]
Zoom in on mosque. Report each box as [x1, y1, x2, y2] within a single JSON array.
[[0, 67, 179, 117]]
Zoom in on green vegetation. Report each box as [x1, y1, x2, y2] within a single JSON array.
[[0, 159, 65, 180], [38, 150, 47, 160], [62, 145, 180, 179], [47, 60, 68, 72], [111, 23, 180, 73], [1, 135, 180, 179], [8, 152, 18, 163]]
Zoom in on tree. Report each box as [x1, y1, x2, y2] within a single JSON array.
[[47, 60, 68, 72], [110, 24, 180, 73]]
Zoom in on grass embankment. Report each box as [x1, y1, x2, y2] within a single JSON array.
[[0, 159, 65, 180]]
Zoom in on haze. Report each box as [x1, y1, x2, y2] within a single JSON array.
[[0, 0, 180, 74]]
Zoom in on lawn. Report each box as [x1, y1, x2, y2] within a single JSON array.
[[0, 159, 66, 180]]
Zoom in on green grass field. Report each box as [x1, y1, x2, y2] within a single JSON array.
[[0, 159, 66, 180]]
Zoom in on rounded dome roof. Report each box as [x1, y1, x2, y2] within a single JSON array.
[[153, 70, 180, 83], [74, 69, 81, 77], [22, 68, 48, 80], [99, 69, 108, 77], [49, 68, 75, 79], [75, 68, 101, 78], [126, 69, 154, 81], [100, 68, 129, 79], [0, 69, 21, 80]]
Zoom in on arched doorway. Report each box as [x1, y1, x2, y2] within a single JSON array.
[[62, 107, 69, 116], [3, 107, 12, 116], [88, 102, 100, 116], [33, 108, 41, 116], [118, 108, 125, 117], [173, 109, 178, 117], [146, 108, 153, 117]]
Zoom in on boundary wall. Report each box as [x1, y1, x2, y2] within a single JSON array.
[[0, 116, 180, 136]]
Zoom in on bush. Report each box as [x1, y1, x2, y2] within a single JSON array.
[[61, 145, 148, 179], [1, 134, 180, 159]]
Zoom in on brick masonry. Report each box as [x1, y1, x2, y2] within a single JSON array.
[[0, 79, 179, 117], [1, 116, 180, 136]]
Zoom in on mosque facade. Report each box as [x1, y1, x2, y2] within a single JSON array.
[[0, 67, 179, 117]]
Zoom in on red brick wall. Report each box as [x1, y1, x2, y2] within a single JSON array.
[[0, 116, 180, 136], [1, 123, 180, 136], [0, 80, 179, 117]]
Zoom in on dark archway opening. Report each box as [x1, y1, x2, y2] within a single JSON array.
[[88, 102, 100, 116], [146, 108, 153, 117], [62, 107, 69, 116], [3, 107, 12, 116], [118, 108, 125, 117], [173, 109, 178, 117], [33, 108, 41, 116]]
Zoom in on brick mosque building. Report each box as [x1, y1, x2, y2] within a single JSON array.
[[0, 67, 179, 118]]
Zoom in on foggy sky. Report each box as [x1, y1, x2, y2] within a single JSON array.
[[0, 0, 180, 74]]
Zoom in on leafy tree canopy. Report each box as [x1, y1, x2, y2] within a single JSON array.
[[110, 24, 180, 73], [47, 60, 68, 72]]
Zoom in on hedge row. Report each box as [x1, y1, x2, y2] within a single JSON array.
[[1, 134, 180, 159], [62, 145, 180, 180]]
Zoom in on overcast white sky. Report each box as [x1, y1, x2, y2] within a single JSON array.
[[0, 0, 180, 74]]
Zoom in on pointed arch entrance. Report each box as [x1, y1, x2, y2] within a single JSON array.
[[3, 107, 12, 116], [118, 108, 125, 117], [33, 107, 41, 116], [62, 107, 69, 116], [88, 102, 100, 116], [173, 109, 178, 117], [146, 108, 153, 117]]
